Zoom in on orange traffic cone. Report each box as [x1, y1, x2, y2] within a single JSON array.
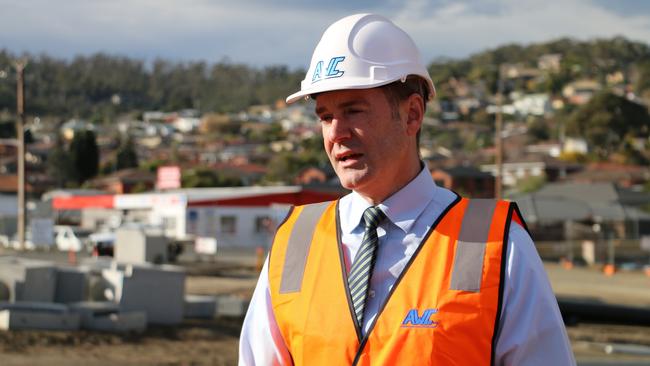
[[68, 248, 77, 265], [256, 246, 265, 272], [603, 263, 616, 276]]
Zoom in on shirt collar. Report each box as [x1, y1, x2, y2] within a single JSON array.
[[340, 164, 438, 234]]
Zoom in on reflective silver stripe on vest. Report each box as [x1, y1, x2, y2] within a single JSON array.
[[280, 201, 331, 294], [450, 199, 498, 292]]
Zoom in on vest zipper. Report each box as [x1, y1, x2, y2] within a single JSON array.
[[348, 195, 462, 365]]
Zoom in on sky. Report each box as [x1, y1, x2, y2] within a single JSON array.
[[1, 0, 649, 69]]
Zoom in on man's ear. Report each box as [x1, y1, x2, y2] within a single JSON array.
[[404, 93, 424, 137]]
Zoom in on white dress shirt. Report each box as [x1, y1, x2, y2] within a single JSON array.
[[239, 167, 576, 366]]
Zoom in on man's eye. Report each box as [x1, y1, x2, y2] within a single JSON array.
[[319, 115, 333, 123]]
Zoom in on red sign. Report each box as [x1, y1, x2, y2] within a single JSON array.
[[157, 166, 181, 190], [52, 195, 115, 210]]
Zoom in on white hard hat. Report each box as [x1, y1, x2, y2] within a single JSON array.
[[286, 13, 435, 104]]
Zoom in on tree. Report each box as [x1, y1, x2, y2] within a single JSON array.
[[116, 136, 138, 170], [182, 167, 242, 188], [69, 129, 99, 184], [566, 91, 650, 160], [263, 149, 327, 184], [47, 134, 73, 187]]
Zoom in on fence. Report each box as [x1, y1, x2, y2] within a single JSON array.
[[535, 238, 650, 268]]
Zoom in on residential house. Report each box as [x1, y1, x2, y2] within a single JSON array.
[[88, 169, 156, 194], [512, 182, 650, 243], [60, 119, 94, 141], [431, 166, 495, 198], [209, 162, 268, 186], [537, 54, 562, 73], [294, 167, 327, 185], [565, 163, 650, 189], [562, 79, 601, 105], [481, 156, 582, 187], [510, 93, 552, 116]]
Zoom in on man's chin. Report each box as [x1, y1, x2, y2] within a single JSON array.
[[337, 172, 371, 191]]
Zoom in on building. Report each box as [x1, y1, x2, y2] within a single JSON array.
[[513, 182, 650, 242], [51, 186, 343, 249], [562, 79, 601, 105], [481, 157, 582, 187], [88, 169, 156, 194], [431, 166, 495, 198]]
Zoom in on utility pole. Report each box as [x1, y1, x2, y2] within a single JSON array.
[[495, 65, 504, 200], [15, 60, 26, 250]]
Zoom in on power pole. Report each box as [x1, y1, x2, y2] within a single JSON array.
[[495, 65, 504, 200], [15, 60, 27, 250]]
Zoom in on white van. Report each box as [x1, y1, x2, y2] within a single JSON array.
[[54, 226, 92, 252]]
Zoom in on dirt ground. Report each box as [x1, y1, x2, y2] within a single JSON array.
[[1, 255, 255, 366], [1, 258, 650, 365]]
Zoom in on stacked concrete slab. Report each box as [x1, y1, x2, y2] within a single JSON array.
[[0, 302, 80, 331], [103, 262, 186, 325], [115, 228, 168, 265], [184, 295, 217, 319], [215, 295, 250, 317], [68, 302, 146, 333], [54, 267, 88, 304], [0, 257, 57, 302]]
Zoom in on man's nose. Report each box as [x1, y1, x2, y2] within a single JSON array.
[[326, 117, 351, 143]]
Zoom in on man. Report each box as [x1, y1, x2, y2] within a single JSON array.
[[240, 13, 575, 365]]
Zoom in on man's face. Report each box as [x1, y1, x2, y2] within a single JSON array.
[[315, 88, 417, 202]]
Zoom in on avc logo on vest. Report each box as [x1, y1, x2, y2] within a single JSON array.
[[401, 308, 438, 328]]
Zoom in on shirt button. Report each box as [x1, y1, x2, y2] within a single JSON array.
[[369, 290, 376, 298]]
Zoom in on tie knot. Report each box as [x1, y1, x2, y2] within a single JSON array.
[[362, 206, 385, 229]]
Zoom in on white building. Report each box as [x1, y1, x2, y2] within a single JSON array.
[[52, 186, 342, 249]]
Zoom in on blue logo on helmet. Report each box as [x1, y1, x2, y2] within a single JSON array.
[[312, 56, 345, 83]]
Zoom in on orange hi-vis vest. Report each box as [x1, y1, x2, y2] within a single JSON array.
[[268, 197, 527, 366]]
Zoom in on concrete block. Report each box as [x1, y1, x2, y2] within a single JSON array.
[[0, 302, 79, 331], [55, 267, 88, 303], [115, 228, 168, 265], [0, 310, 80, 331], [68, 301, 120, 325], [79, 257, 115, 272], [68, 301, 146, 332], [86, 312, 147, 333], [102, 263, 185, 325], [184, 295, 217, 319], [0, 301, 69, 313], [215, 295, 249, 317], [0, 257, 57, 302]]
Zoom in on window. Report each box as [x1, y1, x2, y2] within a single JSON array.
[[163, 217, 176, 231], [255, 216, 271, 234], [220, 216, 237, 234]]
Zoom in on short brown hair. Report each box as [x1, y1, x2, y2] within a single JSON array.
[[380, 75, 430, 147]]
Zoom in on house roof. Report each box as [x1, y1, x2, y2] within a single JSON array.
[[91, 169, 156, 184], [0, 175, 33, 193], [435, 166, 493, 178], [512, 182, 650, 223], [566, 163, 650, 183]]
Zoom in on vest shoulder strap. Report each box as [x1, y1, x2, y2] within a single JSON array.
[[450, 199, 499, 292], [279, 200, 332, 294]]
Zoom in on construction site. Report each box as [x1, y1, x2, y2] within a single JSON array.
[[0, 237, 649, 366]]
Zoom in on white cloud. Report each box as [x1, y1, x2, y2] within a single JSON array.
[[0, 0, 648, 66], [395, 0, 650, 61]]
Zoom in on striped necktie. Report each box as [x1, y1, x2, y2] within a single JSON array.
[[348, 206, 386, 327]]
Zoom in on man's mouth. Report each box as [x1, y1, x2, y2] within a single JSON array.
[[336, 152, 363, 162]]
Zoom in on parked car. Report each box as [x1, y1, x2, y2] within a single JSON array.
[[88, 231, 115, 256], [7, 232, 37, 251], [54, 225, 92, 252]]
